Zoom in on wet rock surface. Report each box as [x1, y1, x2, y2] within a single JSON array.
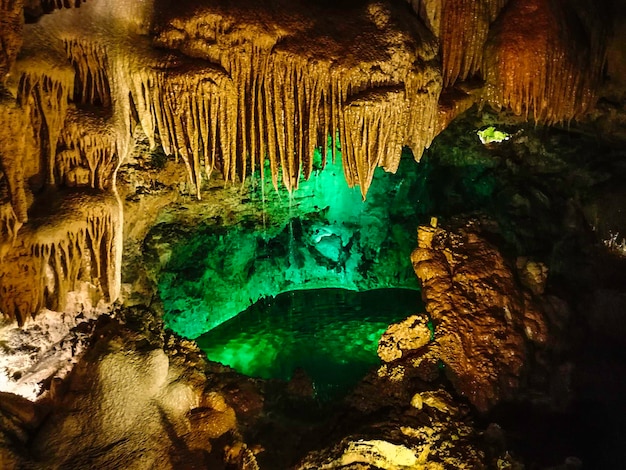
[[410, 223, 548, 412]]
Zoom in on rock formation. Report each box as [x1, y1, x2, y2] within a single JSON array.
[[0, 0, 617, 323], [483, 0, 607, 124], [0, 307, 257, 469], [379, 222, 549, 412], [0, 0, 624, 467]]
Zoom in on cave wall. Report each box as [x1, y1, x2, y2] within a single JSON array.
[[0, 0, 620, 324]]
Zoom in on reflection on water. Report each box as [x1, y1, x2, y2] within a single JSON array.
[[196, 288, 424, 400]]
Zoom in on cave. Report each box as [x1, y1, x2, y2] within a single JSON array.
[[1, 0, 626, 468]]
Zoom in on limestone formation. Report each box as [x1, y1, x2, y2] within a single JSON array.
[[296, 387, 488, 469], [0, 0, 23, 83], [151, 0, 442, 197], [409, 223, 548, 412], [378, 313, 433, 362], [0, 193, 121, 325], [0, 307, 247, 470], [406, 0, 507, 86], [0, 0, 618, 323], [0, 1, 624, 468], [483, 0, 606, 124]]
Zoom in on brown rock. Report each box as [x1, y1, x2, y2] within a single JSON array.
[[411, 224, 548, 412], [378, 313, 432, 363]]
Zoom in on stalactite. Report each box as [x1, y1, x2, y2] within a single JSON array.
[[41, 0, 87, 14], [440, 0, 507, 87], [145, 61, 235, 198], [58, 106, 117, 189], [0, 193, 120, 324], [0, 202, 21, 260], [1, 0, 440, 322], [17, 67, 74, 186], [405, 0, 442, 36], [63, 38, 111, 107], [342, 87, 406, 197], [483, 0, 606, 124], [0, 0, 24, 83], [151, 0, 442, 196], [0, 94, 32, 224], [405, 0, 507, 87]]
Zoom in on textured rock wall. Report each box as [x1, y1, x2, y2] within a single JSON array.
[[405, 223, 548, 411], [0, 0, 619, 324]]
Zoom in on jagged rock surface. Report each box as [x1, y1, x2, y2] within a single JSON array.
[[296, 385, 490, 469], [0, 307, 258, 470], [408, 223, 548, 412], [0, 0, 23, 82], [483, 0, 606, 124]]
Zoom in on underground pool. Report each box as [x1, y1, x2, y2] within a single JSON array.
[[195, 288, 424, 400]]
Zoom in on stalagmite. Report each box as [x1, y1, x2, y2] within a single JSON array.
[[483, 0, 606, 124]]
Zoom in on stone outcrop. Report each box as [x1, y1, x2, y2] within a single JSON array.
[[383, 222, 549, 412], [0, 307, 259, 470], [378, 313, 433, 363], [296, 384, 495, 469]]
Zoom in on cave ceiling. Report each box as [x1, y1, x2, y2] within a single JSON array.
[[0, 0, 624, 324]]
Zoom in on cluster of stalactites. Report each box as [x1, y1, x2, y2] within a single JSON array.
[[41, 0, 87, 14], [406, 0, 507, 87], [0, 35, 123, 323], [0, 95, 31, 226], [483, 0, 606, 124], [118, 58, 236, 199], [17, 67, 74, 186], [57, 107, 118, 189], [126, 42, 441, 197], [440, 0, 507, 87], [342, 87, 407, 196], [64, 38, 111, 107], [0, 195, 119, 325]]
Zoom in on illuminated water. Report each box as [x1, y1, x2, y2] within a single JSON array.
[[196, 288, 424, 400]]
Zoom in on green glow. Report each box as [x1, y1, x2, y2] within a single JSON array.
[[196, 288, 424, 400], [477, 126, 511, 144], [427, 319, 435, 341], [159, 142, 430, 338]]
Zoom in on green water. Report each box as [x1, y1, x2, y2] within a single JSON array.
[[196, 288, 424, 400]]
